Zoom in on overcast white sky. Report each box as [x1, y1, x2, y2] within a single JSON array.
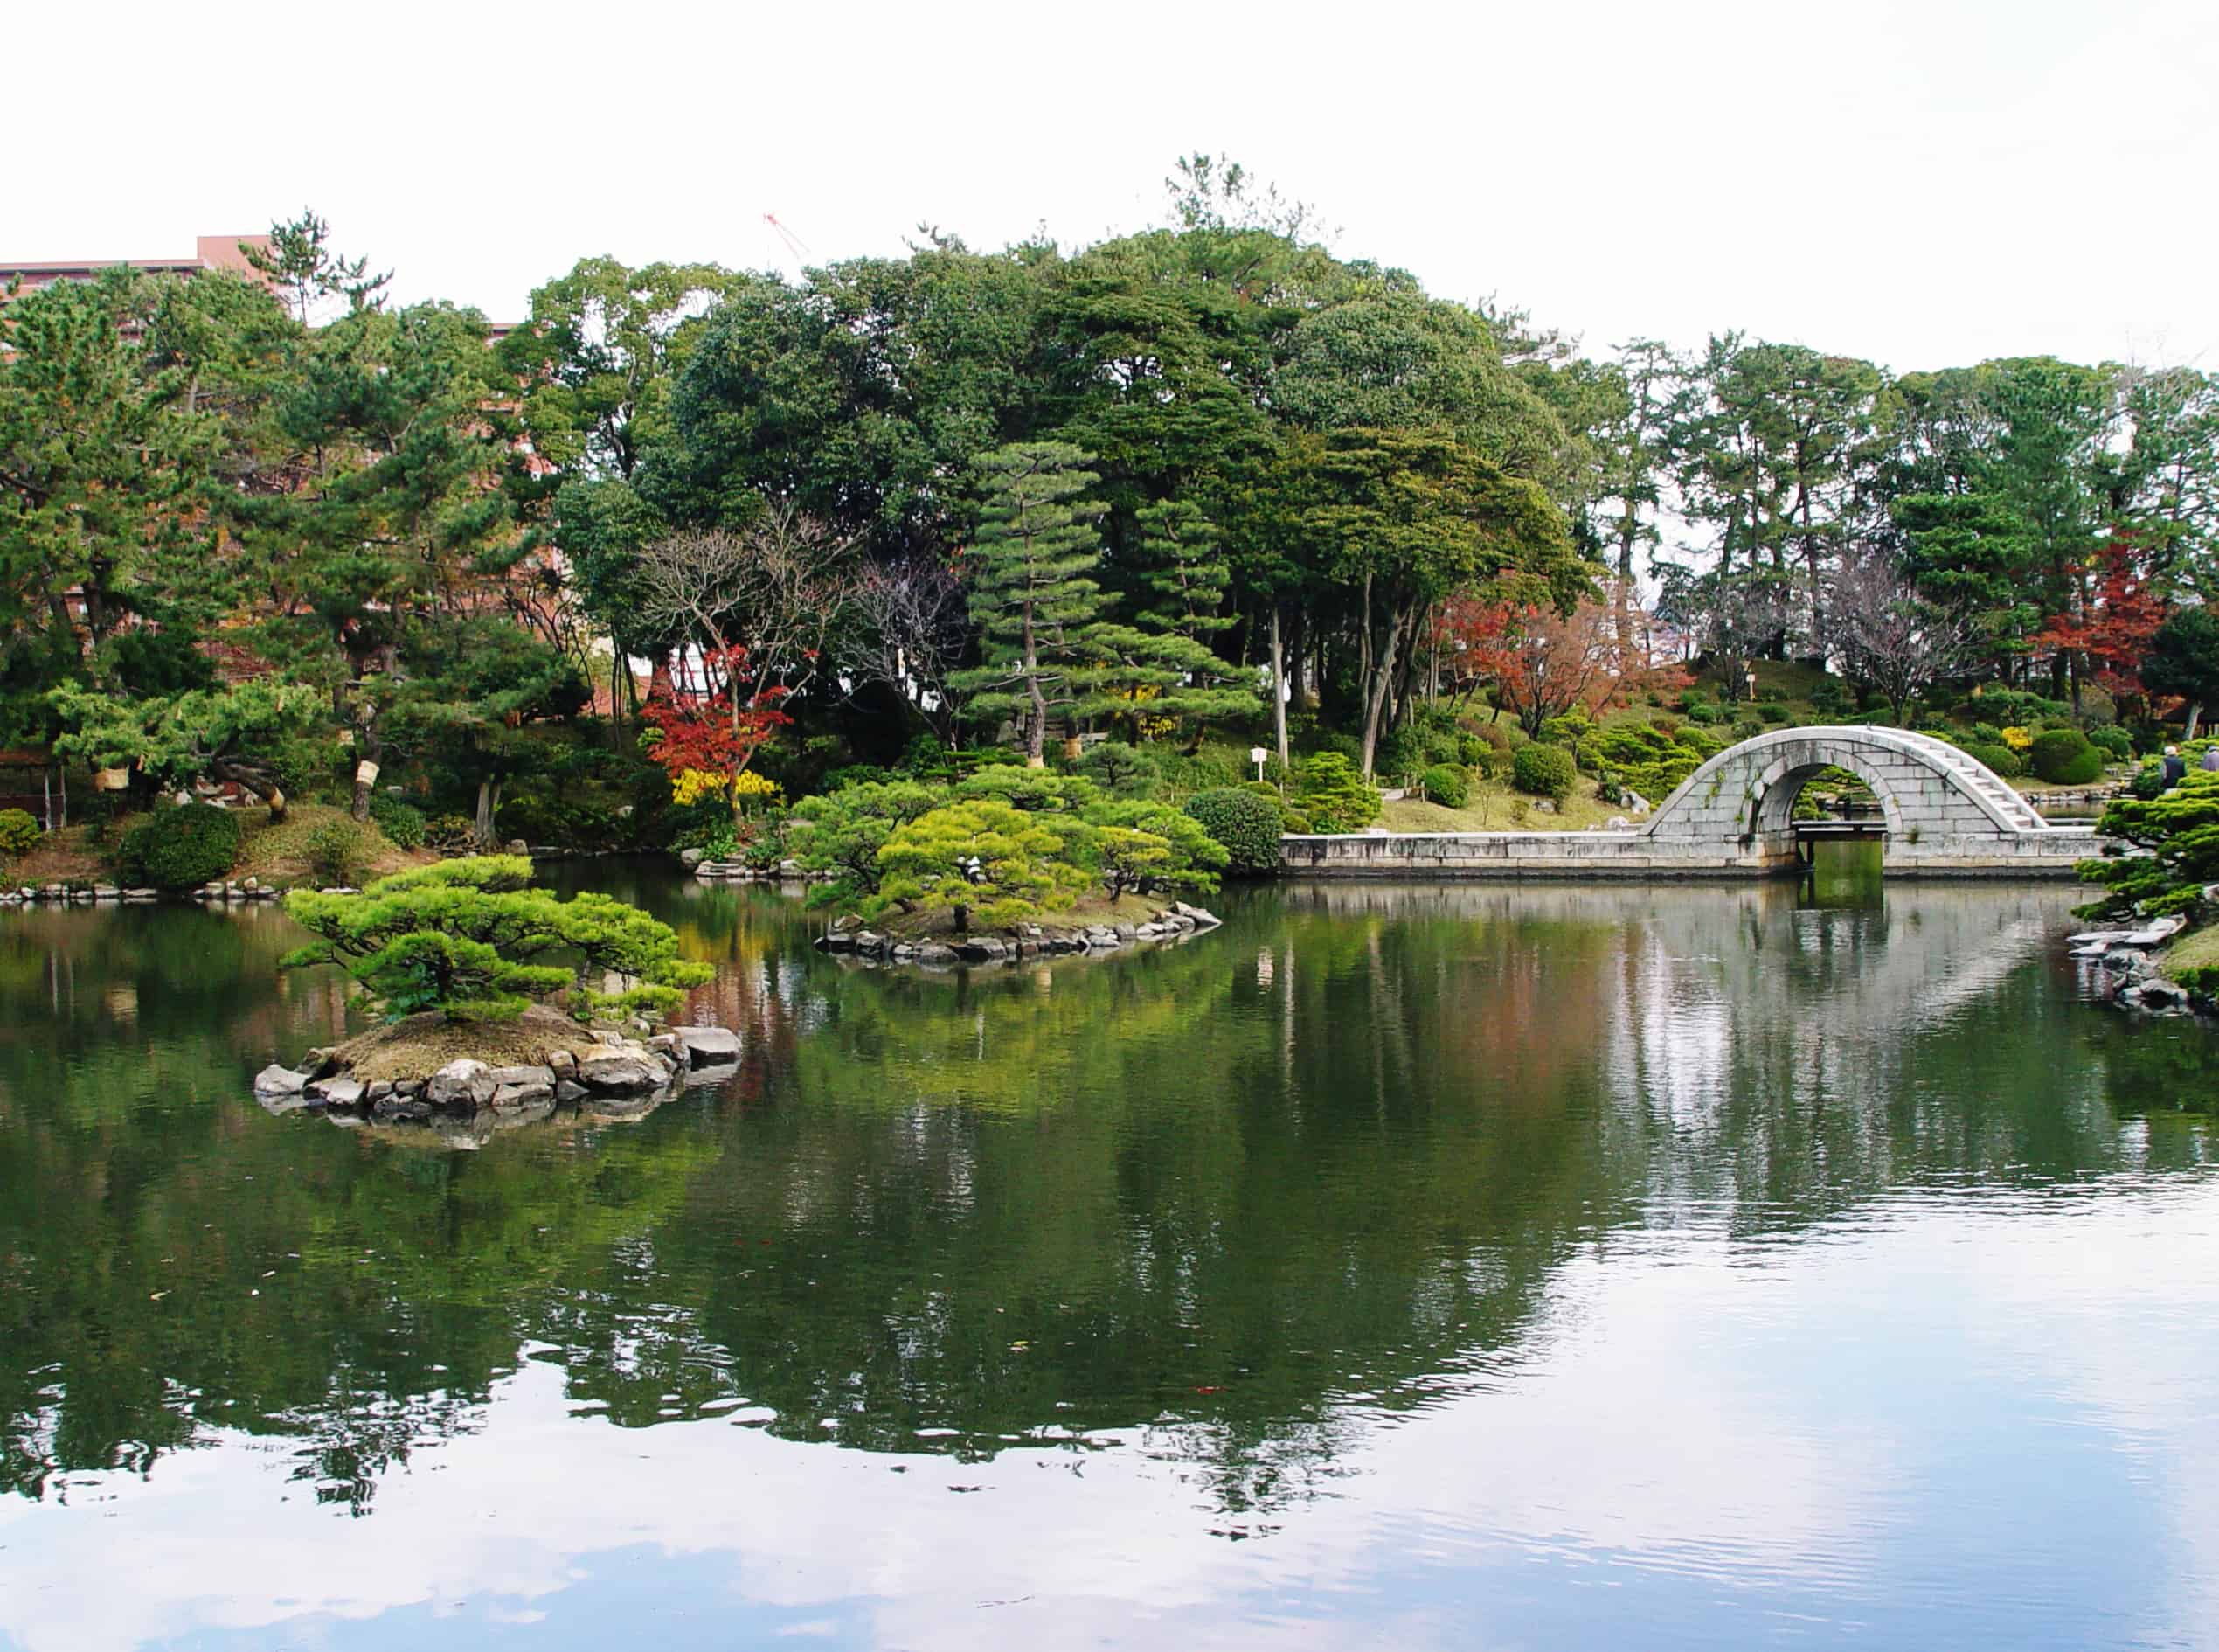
[[11, 0, 2217, 375]]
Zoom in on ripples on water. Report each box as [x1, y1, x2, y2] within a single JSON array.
[[0, 873, 2215, 1650]]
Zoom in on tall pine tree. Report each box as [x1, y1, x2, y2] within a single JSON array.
[[1089, 497, 1258, 740], [951, 443, 1110, 766]]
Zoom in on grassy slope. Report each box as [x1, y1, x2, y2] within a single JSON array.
[[2158, 925, 2219, 982], [4, 802, 431, 890], [1380, 784, 1633, 834]]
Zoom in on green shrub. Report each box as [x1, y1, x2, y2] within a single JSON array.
[[1538, 711, 1594, 747], [2029, 728, 2104, 784], [2087, 725, 2133, 761], [2130, 760, 2170, 801], [0, 809, 39, 860], [1973, 688, 2071, 726], [116, 802, 242, 889], [1374, 725, 1430, 788], [1684, 699, 1724, 725], [1512, 743, 1576, 802], [1294, 753, 1382, 833], [1758, 703, 1791, 724], [1473, 721, 1514, 753], [367, 796, 426, 850], [1808, 680, 1854, 716], [1732, 717, 1764, 741], [1965, 742, 2025, 779], [1420, 763, 1470, 809], [304, 818, 375, 886], [1184, 787, 1285, 875]]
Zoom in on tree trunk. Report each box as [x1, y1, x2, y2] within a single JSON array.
[[2188, 702, 2204, 741], [349, 715, 382, 823], [474, 778, 505, 849], [1022, 604, 1047, 767], [211, 759, 287, 823], [1357, 604, 1413, 779], [1269, 607, 1289, 771]]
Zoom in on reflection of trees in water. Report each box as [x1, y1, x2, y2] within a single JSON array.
[[0, 877, 2212, 1521]]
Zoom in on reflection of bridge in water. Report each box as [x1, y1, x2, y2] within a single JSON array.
[[1284, 726, 2099, 879]]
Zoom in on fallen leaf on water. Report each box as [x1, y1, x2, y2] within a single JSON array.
[[149, 1291, 167, 1301]]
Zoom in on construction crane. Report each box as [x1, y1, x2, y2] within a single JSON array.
[[763, 212, 813, 269]]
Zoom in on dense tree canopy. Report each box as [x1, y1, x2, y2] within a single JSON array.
[[6, 172, 2217, 836]]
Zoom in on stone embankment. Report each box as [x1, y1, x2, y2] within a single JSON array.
[[682, 848, 818, 885], [0, 883, 163, 905], [253, 1023, 743, 1124], [2070, 914, 2195, 1010], [817, 902, 1222, 967]]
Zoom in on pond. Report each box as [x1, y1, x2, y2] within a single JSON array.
[[2, 869, 2216, 1651]]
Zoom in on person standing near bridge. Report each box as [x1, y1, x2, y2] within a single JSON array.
[[2163, 746, 2188, 787]]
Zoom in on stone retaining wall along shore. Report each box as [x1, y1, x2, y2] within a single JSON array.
[[1279, 826, 2098, 879]]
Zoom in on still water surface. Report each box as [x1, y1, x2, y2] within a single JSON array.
[[2, 870, 2216, 1650]]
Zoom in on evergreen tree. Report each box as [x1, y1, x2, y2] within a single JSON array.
[[1088, 498, 1258, 739], [949, 442, 1111, 765]]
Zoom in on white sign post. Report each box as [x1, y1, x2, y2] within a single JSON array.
[[1251, 746, 1268, 782]]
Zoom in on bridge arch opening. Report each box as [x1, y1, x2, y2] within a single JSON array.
[[1748, 757, 1899, 844]]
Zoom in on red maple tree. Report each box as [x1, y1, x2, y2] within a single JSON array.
[[2035, 529, 2169, 713], [641, 645, 792, 830]]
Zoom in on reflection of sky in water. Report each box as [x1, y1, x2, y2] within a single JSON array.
[[5, 1183, 2214, 1652]]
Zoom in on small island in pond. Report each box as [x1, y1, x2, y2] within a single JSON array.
[[256, 856, 731, 1120], [738, 765, 1239, 968]]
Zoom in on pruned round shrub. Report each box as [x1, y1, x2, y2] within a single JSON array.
[[0, 808, 40, 860], [2086, 725, 2133, 761], [116, 802, 241, 889], [1512, 743, 1576, 802], [368, 795, 425, 850], [2030, 728, 2103, 784], [1964, 742, 2024, 780], [1420, 763, 1470, 809], [1184, 788, 1284, 876]]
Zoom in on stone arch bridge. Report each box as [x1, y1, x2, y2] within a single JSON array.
[[1282, 725, 2099, 878]]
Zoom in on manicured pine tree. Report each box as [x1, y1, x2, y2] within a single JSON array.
[[1087, 497, 1259, 739], [949, 442, 1112, 766]]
